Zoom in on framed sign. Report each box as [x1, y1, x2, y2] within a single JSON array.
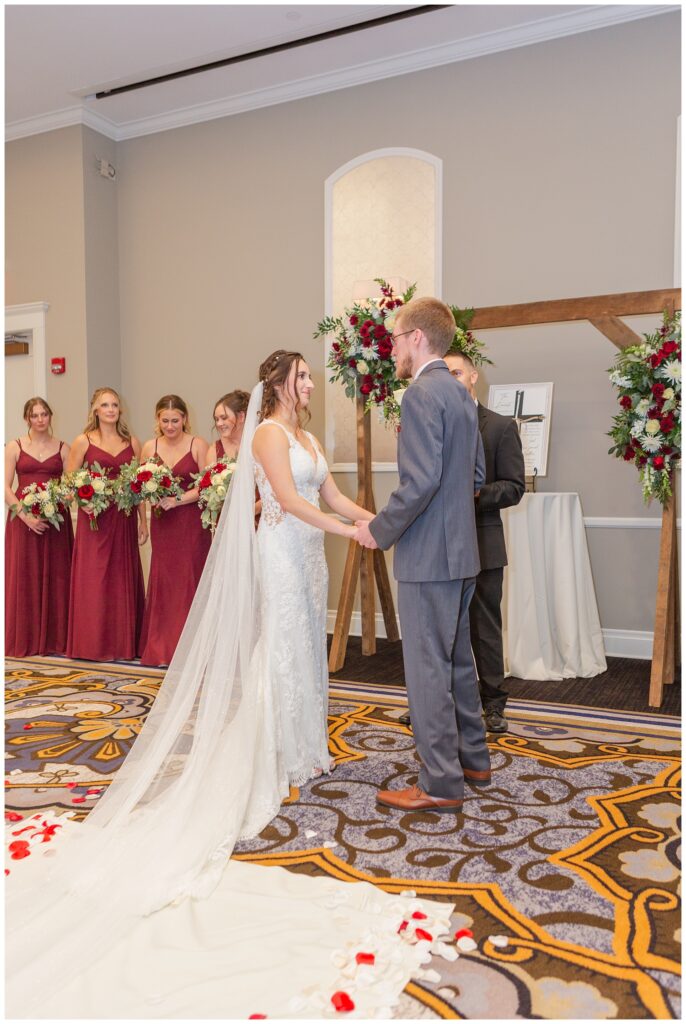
[[487, 382, 554, 477]]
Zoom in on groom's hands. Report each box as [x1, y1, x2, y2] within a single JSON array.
[[353, 520, 378, 549]]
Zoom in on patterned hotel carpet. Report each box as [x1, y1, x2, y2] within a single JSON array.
[[5, 656, 681, 1020]]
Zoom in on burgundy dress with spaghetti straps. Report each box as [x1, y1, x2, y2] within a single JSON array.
[[5, 440, 74, 657], [138, 440, 211, 667], [66, 440, 145, 661]]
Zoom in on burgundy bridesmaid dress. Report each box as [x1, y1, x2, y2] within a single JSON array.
[[66, 440, 145, 662], [5, 441, 74, 657], [139, 442, 211, 667]]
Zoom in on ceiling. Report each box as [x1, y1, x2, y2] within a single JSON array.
[[6, 4, 677, 141]]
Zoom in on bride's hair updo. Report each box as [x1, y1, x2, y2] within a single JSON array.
[[259, 350, 310, 424]]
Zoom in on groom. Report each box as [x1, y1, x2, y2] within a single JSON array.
[[353, 297, 490, 813]]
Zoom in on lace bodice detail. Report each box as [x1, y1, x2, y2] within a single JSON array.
[[243, 417, 331, 795], [253, 420, 328, 526]]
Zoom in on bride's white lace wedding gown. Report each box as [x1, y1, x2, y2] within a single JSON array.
[[6, 388, 454, 1019], [253, 419, 331, 786]]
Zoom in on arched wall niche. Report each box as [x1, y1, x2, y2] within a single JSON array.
[[324, 148, 442, 467]]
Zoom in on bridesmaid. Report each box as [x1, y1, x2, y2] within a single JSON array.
[[139, 396, 210, 667], [5, 397, 73, 657], [66, 388, 146, 662], [209, 390, 250, 462]]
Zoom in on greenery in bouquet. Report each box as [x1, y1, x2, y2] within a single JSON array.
[[113, 460, 146, 516], [608, 310, 681, 505], [315, 281, 489, 427], [64, 463, 114, 531], [10, 478, 68, 530], [134, 458, 183, 518], [192, 458, 236, 533]]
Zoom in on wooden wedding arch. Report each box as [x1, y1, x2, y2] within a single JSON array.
[[329, 287, 681, 708]]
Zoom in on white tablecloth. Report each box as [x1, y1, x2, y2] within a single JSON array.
[[502, 492, 607, 681]]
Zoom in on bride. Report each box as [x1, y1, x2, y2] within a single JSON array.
[[6, 349, 453, 1019]]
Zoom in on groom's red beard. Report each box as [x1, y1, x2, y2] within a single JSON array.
[[394, 354, 413, 380]]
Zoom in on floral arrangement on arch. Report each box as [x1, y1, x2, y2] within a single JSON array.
[[314, 280, 486, 427], [10, 479, 69, 531], [608, 310, 681, 505]]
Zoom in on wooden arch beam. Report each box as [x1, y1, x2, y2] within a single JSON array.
[[470, 288, 681, 346]]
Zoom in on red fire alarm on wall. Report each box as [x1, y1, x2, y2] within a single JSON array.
[[51, 357, 66, 375]]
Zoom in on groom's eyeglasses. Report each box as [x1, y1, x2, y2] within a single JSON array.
[[391, 329, 416, 342]]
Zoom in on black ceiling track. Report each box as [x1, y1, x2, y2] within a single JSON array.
[[94, 5, 452, 99]]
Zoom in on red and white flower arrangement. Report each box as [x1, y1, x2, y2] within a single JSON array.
[[10, 479, 68, 530], [608, 311, 681, 504], [63, 463, 114, 530], [192, 458, 236, 533], [129, 459, 183, 518], [314, 279, 416, 426], [315, 279, 487, 427]]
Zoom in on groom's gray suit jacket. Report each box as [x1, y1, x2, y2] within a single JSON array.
[[369, 361, 485, 580]]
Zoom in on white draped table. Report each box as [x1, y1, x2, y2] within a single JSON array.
[[502, 492, 607, 681]]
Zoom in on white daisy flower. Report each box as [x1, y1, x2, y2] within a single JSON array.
[[641, 434, 662, 453], [658, 359, 681, 383]]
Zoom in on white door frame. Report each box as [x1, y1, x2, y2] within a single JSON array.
[[5, 302, 50, 400]]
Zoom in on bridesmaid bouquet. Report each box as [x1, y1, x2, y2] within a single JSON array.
[[113, 460, 146, 516], [10, 479, 68, 530], [132, 459, 183, 518], [192, 458, 236, 533], [64, 464, 113, 531]]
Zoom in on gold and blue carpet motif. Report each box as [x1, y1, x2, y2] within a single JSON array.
[[5, 657, 681, 1019]]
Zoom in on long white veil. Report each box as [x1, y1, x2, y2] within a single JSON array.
[[7, 382, 288, 1010]]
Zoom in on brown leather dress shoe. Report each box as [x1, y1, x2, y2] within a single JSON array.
[[463, 767, 491, 786], [376, 784, 463, 814]]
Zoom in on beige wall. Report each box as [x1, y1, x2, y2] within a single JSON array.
[[6, 12, 680, 635], [82, 127, 122, 399], [6, 126, 89, 442]]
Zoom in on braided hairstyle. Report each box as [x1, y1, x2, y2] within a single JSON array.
[[258, 350, 310, 425]]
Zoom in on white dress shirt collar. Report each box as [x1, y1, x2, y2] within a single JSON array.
[[413, 358, 445, 381]]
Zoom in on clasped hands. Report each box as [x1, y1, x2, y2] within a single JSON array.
[[351, 520, 378, 549]]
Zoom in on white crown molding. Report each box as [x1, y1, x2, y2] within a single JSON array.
[[6, 5, 677, 143], [6, 104, 120, 143]]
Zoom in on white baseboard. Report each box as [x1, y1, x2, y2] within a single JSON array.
[[327, 611, 655, 661], [601, 628, 654, 660]]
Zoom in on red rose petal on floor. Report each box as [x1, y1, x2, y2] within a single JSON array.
[[411, 911, 427, 920], [66, 782, 77, 789], [71, 797, 86, 804], [331, 991, 355, 1013], [355, 952, 375, 965], [9, 841, 31, 859], [23, 724, 33, 730], [415, 928, 433, 942], [5, 869, 9, 875], [454, 928, 473, 940], [86, 789, 101, 795], [397, 920, 408, 933], [5, 812, 23, 822], [248, 1015, 267, 1019]]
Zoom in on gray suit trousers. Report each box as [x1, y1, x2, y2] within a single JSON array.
[[398, 578, 490, 799]]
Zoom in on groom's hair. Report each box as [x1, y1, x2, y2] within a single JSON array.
[[397, 297, 456, 356]]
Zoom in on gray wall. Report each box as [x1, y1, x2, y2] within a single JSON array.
[[6, 11, 680, 638]]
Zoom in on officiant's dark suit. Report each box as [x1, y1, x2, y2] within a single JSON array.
[[472, 402, 525, 725], [368, 358, 490, 803]]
